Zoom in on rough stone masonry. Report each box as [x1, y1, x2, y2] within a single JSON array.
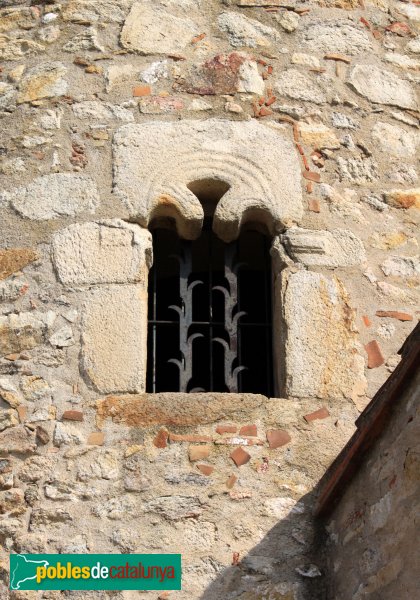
[[0, 0, 419, 599]]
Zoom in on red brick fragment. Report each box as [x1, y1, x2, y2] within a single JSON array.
[[360, 17, 372, 30], [308, 198, 320, 213], [169, 433, 212, 443], [303, 171, 321, 183], [17, 406, 27, 422], [226, 474, 237, 489], [304, 407, 330, 423], [306, 181, 313, 194], [267, 65, 273, 75], [230, 447, 251, 467], [258, 106, 273, 117], [296, 143, 305, 156], [266, 429, 291, 449], [191, 32, 206, 44], [302, 155, 310, 171], [293, 124, 300, 142], [62, 410, 83, 422], [87, 432, 104, 446], [133, 85, 151, 97], [375, 311, 413, 322], [239, 424, 257, 436], [232, 552, 240, 566], [258, 96, 265, 106], [365, 340, 385, 369], [362, 315, 372, 328], [324, 53, 351, 64], [385, 22, 413, 37], [265, 95, 276, 106], [197, 464, 214, 476], [153, 428, 168, 448], [216, 424, 237, 434]]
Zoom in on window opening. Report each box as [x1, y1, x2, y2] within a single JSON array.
[[147, 219, 273, 395]]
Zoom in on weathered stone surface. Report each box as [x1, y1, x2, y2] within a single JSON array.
[[0, 378, 21, 408], [385, 52, 420, 71], [336, 157, 379, 185], [0, 425, 36, 454], [277, 271, 366, 399], [97, 393, 265, 427], [0, 82, 17, 112], [372, 123, 418, 158], [0, 311, 56, 356], [121, 2, 198, 55], [82, 285, 148, 393], [17, 62, 67, 103], [381, 256, 420, 278], [49, 325, 75, 348], [300, 20, 372, 55], [383, 188, 420, 209], [279, 228, 366, 268], [72, 101, 134, 122], [145, 496, 202, 520], [62, 0, 134, 23], [276, 11, 300, 33], [30, 508, 72, 527], [347, 65, 418, 109], [275, 69, 327, 104], [298, 122, 340, 150], [0, 36, 44, 61], [113, 120, 303, 241], [218, 11, 281, 48], [0, 248, 37, 281], [291, 53, 320, 68], [62, 26, 103, 52], [105, 63, 138, 91], [5, 173, 99, 220], [0, 409, 18, 432], [52, 220, 152, 286], [406, 36, 420, 54]]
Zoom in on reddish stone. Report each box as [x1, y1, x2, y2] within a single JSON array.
[[169, 433, 212, 443], [266, 429, 291, 449], [87, 432, 104, 446], [182, 52, 247, 95], [230, 447, 251, 467], [304, 407, 330, 423], [365, 340, 385, 369], [265, 95, 276, 106], [239, 424, 257, 436], [17, 406, 27, 422], [308, 198, 320, 213], [189, 445, 211, 462], [302, 171, 321, 183], [133, 85, 151, 97], [197, 464, 214, 476], [36, 426, 50, 445], [216, 424, 237, 434], [226, 474, 237, 489], [232, 552, 240, 566], [0, 248, 38, 281], [376, 311, 413, 322], [62, 410, 83, 422], [191, 32, 206, 44], [153, 428, 168, 448], [385, 22, 413, 36], [362, 315, 372, 327], [324, 53, 351, 64]]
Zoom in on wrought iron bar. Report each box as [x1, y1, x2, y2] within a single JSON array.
[[167, 244, 203, 392]]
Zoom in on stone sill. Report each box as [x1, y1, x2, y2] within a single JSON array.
[[96, 392, 268, 428]]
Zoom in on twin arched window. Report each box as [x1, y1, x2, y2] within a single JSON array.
[[146, 215, 273, 396]]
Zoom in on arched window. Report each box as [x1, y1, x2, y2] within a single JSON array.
[[146, 216, 273, 395]]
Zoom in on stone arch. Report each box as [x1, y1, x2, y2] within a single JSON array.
[[113, 119, 303, 241]]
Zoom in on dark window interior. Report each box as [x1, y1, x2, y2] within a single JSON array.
[[147, 220, 273, 395]]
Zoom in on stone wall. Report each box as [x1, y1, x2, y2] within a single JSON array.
[[323, 367, 420, 600], [0, 0, 419, 598]]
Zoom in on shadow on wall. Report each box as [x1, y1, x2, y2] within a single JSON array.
[[198, 490, 327, 600]]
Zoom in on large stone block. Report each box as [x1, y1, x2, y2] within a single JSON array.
[[113, 120, 303, 241], [52, 220, 152, 286], [81, 285, 148, 394], [278, 228, 366, 268], [347, 65, 418, 110], [4, 173, 99, 220], [275, 270, 366, 399], [120, 2, 198, 55]]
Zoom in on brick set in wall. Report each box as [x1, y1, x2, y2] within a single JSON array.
[[0, 0, 419, 598]]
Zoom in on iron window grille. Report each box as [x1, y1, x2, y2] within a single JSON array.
[[147, 220, 273, 395]]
